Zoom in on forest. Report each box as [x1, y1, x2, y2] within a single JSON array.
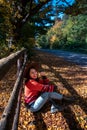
[[36, 14, 87, 53], [0, 0, 87, 58], [0, 1, 87, 130]]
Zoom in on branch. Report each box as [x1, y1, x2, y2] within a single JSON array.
[[21, 0, 29, 7], [62, 0, 71, 7], [22, 0, 50, 23], [29, 0, 33, 14]]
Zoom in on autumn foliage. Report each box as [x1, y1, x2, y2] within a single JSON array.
[[0, 50, 87, 130], [18, 50, 87, 130]]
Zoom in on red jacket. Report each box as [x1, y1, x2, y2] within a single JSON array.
[[24, 78, 54, 104]]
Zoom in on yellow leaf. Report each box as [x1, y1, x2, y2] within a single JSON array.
[[24, 121, 28, 125]]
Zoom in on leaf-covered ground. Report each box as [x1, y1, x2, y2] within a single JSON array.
[[0, 65, 17, 119], [0, 50, 87, 130], [19, 50, 87, 130]]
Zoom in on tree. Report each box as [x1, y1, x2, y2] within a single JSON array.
[[0, 0, 85, 45], [36, 13, 87, 52], [65, 0, 87, 15], [0, 0, 53, 42], [0, 1, 14, 41]]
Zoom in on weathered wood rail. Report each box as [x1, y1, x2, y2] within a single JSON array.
[[0, 48, 27, 130]]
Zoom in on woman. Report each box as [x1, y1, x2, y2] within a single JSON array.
[[24, 63, 73, 113]]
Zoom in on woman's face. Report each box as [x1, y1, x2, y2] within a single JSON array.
[[29, 68, 38, 79]]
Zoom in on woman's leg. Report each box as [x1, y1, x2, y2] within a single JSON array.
[[29, 92, 73, 113], [49, 92, 63, 100], [29, 92, 49, 112], [49, 92, 63, 113], [29, 92, 63, 112]]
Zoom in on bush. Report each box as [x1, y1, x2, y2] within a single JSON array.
[[0, 40, 10, 58], [17, 38, 35, 58], [36, 35, 50, 49], [52, 40, 65, 49]]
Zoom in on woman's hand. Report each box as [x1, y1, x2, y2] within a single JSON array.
[[40, 72, 46, 76]]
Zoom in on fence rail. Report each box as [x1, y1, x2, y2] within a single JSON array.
[[0, 48, 26, 80], [0, 48, 27, 130]]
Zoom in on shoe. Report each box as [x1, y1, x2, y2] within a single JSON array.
[[51, 104, 63, 113], [62, 96, 75, 103], [51, 107, 59, 113]]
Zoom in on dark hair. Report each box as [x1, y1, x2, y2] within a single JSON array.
[[25, 66, 38, 83]]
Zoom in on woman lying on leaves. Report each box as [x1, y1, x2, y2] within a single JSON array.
[[24, 63, 74, 113]]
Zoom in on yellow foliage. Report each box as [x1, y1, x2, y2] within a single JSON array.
[[27, 125, 36, 129], [0, 0, 4, 4], [0, 0, 15, 38], [4, 47, 8, 51], [50, 35, 56, 43]]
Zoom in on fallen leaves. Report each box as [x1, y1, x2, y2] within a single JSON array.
[[0, 50, 87, 130], [0, 65, 16, 119]]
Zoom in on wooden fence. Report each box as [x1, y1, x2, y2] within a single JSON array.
[[0, 48, 27, 130]]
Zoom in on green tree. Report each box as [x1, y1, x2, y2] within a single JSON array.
[[1, 0, 86, 48], [62, 15, 87, 50], [65, 0, 87, 15], [36, 14, 87, 53], [0, 1, 14, 41]]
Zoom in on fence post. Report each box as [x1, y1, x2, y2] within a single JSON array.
[[12, 51, 27, 130], [0, 49, 27, 130]]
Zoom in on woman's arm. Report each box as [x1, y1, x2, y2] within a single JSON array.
[[26, 80, 54, 92], [39, 72, 50, 84]]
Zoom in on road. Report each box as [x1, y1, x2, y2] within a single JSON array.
[[36, 48, 87, 68]]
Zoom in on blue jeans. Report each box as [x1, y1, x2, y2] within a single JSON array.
[[28, 92, 63, 112]]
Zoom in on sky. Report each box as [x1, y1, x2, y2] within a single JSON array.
[[53, 0, 75, 19], [53, 0, 75, 6], [36, 0, 75, 27]]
